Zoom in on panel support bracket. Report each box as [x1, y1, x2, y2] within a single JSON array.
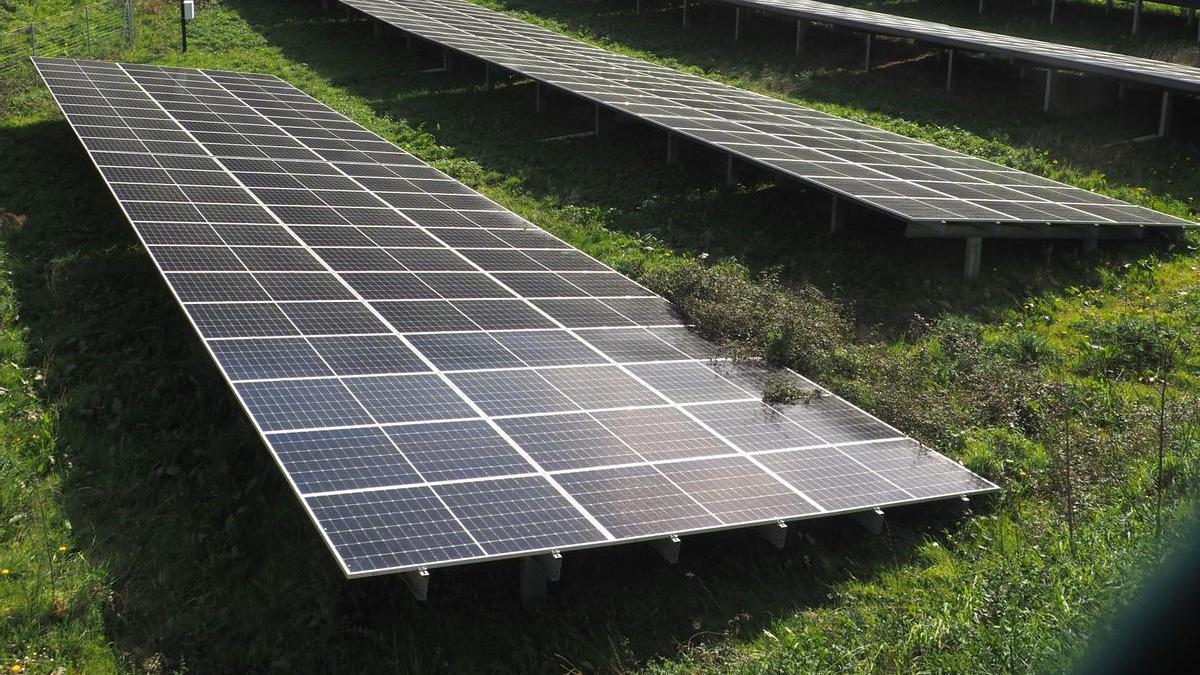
[[651, 534, 682, 564], [403, 568, 430, 602], [851, 507, 885, 535], [757, 520, 788, 549]]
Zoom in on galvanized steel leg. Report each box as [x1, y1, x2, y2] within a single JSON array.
[[864, 33, 873, 73], [945, 48, 955, 91], [830, 195, 843, 233], [1043, 69, 1054, 113], [666, 131, 680, 163], [1158, 91, 1172, 139], [403, 569, 429, 602], [795, 20, 807, 56], [964, 237, 982, 281], [734, 7, 742, 41], [1133, 0, 1143, 35], [651, 535, 681, 563]]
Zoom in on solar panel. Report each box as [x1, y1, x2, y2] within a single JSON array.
[[335, 0, 1194, 232], [719, 0, 1200, 94], [34, 56, 996, 578]]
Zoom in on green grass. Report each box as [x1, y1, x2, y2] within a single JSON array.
[[0, 0, 1198, 672]]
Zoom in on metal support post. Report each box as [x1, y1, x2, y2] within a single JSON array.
[[1133, 0, 1143, 35], [830, 195, 843, 233], [757, 521, 788, 549], [84, 6, 92, 56], [945, 496, 972, 516], [1043, 69, 1054, 113], [1158, 91, 1172, 139], [594, 104, 609, 138], [651, 535, 682, 563], [519, 551, 562, 603], [734, 7, 742, 41], [964, 236, 982, 281], [864, 33, 873, 73], [1049, 0, 1058, 23], [403, 569, 429, 602], [535, 82, 546, 113], [682, 0, 690, 28], [945, 48, 955, 92], [795, 20, 807, 56], [666, 131, 680, 163], [851, 507, 885, 535], [725, 154, 736, 187]]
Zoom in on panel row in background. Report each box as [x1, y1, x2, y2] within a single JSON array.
[[334, 0, 1193, 228]]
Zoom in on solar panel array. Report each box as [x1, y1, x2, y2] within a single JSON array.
[[339, 0, 1192, 230], [35, 56, 997, 577], [723, 0, 1200, 94]]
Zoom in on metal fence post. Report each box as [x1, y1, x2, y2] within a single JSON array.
[[29, 22, 36, 56], [85, 5, 93, 56], [126, 0, 135, 47]]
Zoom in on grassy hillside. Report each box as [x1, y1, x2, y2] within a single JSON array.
[[1, 0, 1197, 672]]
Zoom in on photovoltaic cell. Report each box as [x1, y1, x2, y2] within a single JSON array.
[[34, 57, 996, 578]]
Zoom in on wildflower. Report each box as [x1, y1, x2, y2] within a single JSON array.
[[0, 569, 9, 577], [57, 545, 67, 554], [10, 665, 22, 674]]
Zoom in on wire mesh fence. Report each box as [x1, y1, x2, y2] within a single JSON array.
[[0, 0, 133, 72]]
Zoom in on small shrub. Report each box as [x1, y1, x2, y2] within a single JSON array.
[[1076, 315, 1178, 377], [761, 376, 820, 405], [991, 328, 1058, 368]]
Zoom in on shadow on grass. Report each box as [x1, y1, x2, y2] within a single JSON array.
[[232, 0, 1193, 335], [0, 117, 986, 672]]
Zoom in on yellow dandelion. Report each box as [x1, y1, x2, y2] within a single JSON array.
[[0, 569, 9, 577], [10, 664, 22, 674], [57, 545, 68, 554]]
